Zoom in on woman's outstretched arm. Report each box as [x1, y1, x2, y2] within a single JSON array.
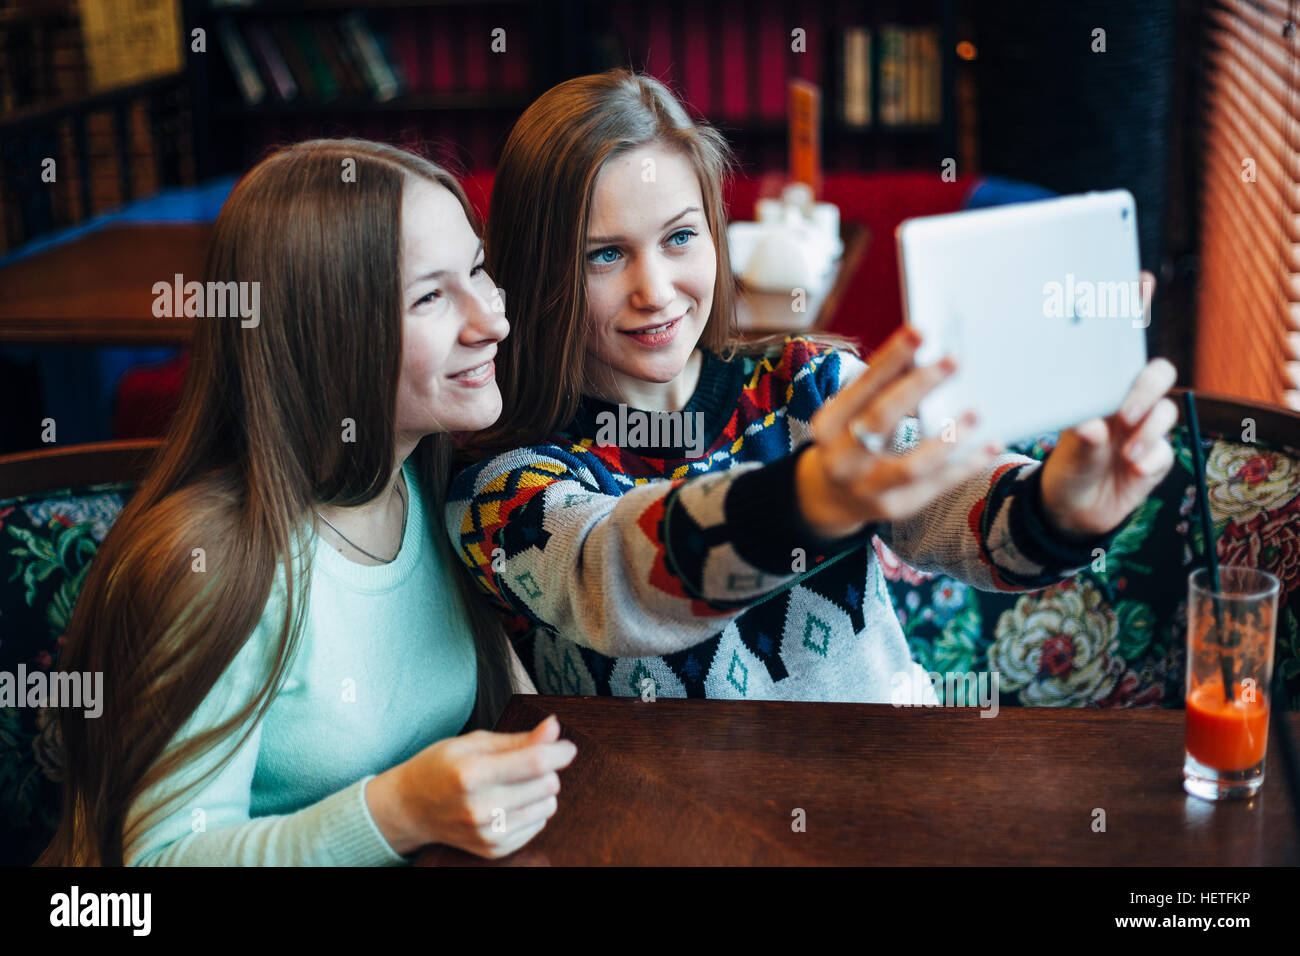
[[447, 337, 1132, 665], [447, 439, 864, 660], [827, 349, 1130, 591], [445, 341, 926, 659]]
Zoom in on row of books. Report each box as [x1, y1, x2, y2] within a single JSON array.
[[214, 11, 531, 107], [600, 2, 947, 130], [841, 24, 944, 128], [1, 100, 176, 254], [0, 1, 184, 253], [0, 9, 83, 115], [603, 1, 821, 124]]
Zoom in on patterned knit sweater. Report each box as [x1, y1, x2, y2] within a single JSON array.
[[446, 338, 1126, 702]]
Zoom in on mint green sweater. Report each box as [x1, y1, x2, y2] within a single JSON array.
[[125, 458, 478, 866]]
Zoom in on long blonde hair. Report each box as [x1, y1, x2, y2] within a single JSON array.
[[38, 138, 514, 866]]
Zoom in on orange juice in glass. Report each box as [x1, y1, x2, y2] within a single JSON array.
[[1183, 566, 1279, 801]]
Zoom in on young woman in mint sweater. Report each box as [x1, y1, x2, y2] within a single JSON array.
[[448, 69, 1180, 703], [39, 139, 575, 866]]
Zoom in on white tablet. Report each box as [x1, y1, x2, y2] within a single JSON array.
[[895, 189, 1148, 456]]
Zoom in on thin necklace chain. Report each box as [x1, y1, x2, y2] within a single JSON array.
[[315, 480, 407, 564]]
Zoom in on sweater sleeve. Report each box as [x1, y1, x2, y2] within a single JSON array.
[[446, 442, 863, 660], [828, 350, 1128, 591], [125, 612, 408, 867]]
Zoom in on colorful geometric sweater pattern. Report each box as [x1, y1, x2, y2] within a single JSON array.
[[446, 338, 1126, 702]]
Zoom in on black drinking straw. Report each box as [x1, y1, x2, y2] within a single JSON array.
[[1181, 390, 1235, 704]]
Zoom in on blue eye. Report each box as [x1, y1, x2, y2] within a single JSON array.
[[587, 247, 621, 265], [667, 229, 696, 246], [414, 290, 440, 307], [471, 262, 486, 278]]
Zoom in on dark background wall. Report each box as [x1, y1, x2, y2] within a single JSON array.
[[970, 0, 1194, 377]]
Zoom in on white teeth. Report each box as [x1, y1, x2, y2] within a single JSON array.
[[637, 321, 673, 334], [454, 362, 489, 378]]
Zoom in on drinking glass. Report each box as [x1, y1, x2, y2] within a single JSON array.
[[1183, 566, 1280, 801]]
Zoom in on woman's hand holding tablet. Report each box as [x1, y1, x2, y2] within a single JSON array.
[[1038, 355, 1180, 543], [795, 324, 1002, 541]]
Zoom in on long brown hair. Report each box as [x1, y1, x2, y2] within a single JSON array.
[[469, 68, 859, 459], [38, 138, 513, 867]]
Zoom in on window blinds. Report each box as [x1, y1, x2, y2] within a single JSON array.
[[1201, 0, 1300, 409]]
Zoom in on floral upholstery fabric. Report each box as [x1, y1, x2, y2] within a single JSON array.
[[2, 422, 1298, 864], [881, 424, 1300, 710], [0, 483, 131, 866]]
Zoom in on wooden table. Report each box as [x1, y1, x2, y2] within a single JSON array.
[[0, 223, 209, 344], [417, 695, 1300, 866]]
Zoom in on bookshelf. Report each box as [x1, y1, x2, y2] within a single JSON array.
[[686, 0, 961, 174], [193, 0, 552, 176], [0, 0, 195, 254], [193, 0, 962, 179], [0, 0, 969, 251]]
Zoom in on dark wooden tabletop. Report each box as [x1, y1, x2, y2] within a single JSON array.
[[417, 695, 1300, 866], [0, 224, 208, 345]]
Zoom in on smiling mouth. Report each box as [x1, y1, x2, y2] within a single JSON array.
[[449, 360, 492, 380], [622, 314, 685, 335]]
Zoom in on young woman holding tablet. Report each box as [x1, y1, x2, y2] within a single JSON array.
[[40, 139, 575, 866], [448, 70, 1178, 702]]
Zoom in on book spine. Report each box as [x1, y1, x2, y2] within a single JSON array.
[[339, 11, 398, 102], [329, 19, 368, 98], [216, 18, 266, 106], [83, 109, 160, 213], [924, 26, 942, 123], [270, 20, 318, 101], [907, 28, 921, 125], [369, 16, 407, 97], [864, 25, 874, 127], [244, 21, 297, 102], [879, 25, 903, 126], [291, 20, 339, 102], [841, 26, 869, 128], [313, 20, 363, 99]]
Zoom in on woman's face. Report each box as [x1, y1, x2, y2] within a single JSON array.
[[582, 144, 716, 393], [395, 177, 509, 438]]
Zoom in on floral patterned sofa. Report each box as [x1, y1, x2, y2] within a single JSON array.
[[3, 390, 1298, 865], [880, 390, 1300, 711], [0, 441, 157, 866]]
